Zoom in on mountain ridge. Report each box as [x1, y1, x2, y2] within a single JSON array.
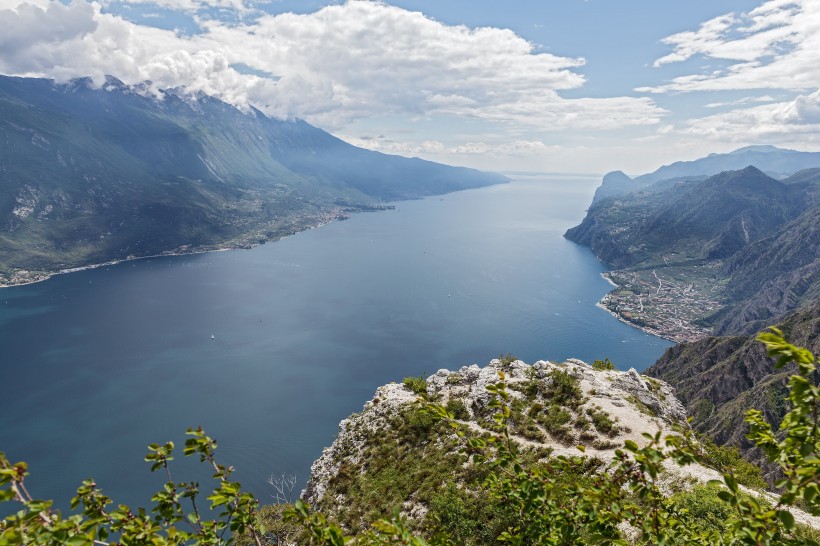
[[565, 163, 820, 342], [0, 75, 507, 285], [646, 301, 820, 483], [590, 146, 820, 206]]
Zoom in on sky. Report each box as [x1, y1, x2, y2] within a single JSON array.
[[1, 0, 819, 175]]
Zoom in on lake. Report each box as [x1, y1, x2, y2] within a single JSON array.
[[0, 175, 672, 513]]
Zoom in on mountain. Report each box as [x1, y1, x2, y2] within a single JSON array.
[[565, 166, 820, 341], [645, 302, 820, 483], [0, 75, 507, 284], [590, 145, 820, 206]]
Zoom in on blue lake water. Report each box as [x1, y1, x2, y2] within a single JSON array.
[[0, 175, 672, 513]]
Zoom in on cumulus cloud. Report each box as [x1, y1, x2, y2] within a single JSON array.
[[641, 0, 820, 93], [683, 87, 820, 142], [0, 0, 665, 131], [0, 1, 97, 54]]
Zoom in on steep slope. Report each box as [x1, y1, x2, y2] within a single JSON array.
[[708, 205, 820, 334], [0, 75, 507, 284], [565, 166, 819, 340], [646, 302, 820, 481]]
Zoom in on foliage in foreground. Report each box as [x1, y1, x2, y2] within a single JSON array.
[[1, 329, 819, 545]]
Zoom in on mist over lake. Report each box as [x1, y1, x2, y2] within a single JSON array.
[[0, 175, 672, 512]]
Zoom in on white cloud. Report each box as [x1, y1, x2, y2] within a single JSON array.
[[641, 0, 820, 93], [704, 94, 779, 107], [683, 87, 820, 143], [345, 136, 558, 158], [0, 0, 665, 132], [0, 1, 97, 53], [653, 13, 741, 67], [105, 0, 256, 14]]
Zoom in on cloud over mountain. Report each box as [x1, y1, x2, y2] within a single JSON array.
[[684, 87, 820, 143], [0, 0, 664, 131]]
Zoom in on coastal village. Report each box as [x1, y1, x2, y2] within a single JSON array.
[[599, 261, 725, 343]]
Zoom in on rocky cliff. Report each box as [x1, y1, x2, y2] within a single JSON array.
[[301, 357, 715, 535]]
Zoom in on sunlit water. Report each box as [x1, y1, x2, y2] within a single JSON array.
[[0, 175, 672, 513]]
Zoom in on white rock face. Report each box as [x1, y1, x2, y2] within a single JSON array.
[[303, 382, 418, 505], [301, 357, 820, 533], [303, 358, 688, 506]]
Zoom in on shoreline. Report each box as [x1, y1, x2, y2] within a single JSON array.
[[0, 200, 406, 290], [0, 212, 350, 289], [0, 246, 239, 289], [594, 300, 679, 343], [601, 271, 618, 288]]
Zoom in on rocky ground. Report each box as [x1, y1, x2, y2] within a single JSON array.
[[301, 357, 820, 536]]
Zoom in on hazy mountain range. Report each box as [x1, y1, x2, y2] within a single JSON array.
[[590, 145, 820, 206], [0, 75, 506, 284]]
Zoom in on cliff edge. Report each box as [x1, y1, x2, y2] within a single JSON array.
[[303, 357, 701, 533]]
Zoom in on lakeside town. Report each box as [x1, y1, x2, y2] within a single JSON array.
[[599, 261, 726, 343]]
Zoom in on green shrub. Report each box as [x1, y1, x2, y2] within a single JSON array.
[[699, 437, 767, 490], [536, 404, 572, 433], [402, 375, 428, 396], [498, 353, 517, 366], [587, 406, 619, 437], [592, 358, 615, 371], [445, 398, 469, 420], [668, 483, 734, 534], [544, 368, 583, 408]]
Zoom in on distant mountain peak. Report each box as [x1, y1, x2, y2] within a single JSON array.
[[729, 145, 790, 155], [588, 145, 820, 206], [603, 170, 632, 181], [102, 75, 128, 90]]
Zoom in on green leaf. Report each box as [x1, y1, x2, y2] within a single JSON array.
[[717, 490, 733, 503], [777, 510, 795, 530], [723, 474, 737, 493]]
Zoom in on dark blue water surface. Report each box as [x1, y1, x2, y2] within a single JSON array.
[[0, 176, 672, 513]]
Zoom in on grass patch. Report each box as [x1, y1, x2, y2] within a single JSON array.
[[587, 406, 620, 437], [445, 398, 470, 420], [544, 369, 583, 408], [626, 394, 656, 417]]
